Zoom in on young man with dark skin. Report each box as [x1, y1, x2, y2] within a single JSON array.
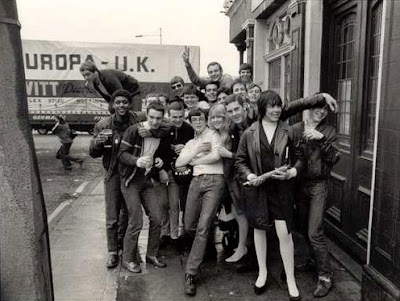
[[118, 101, 170, 273], [90, 89, 145, 269], [292, 104, 340, 298], [175, 108, 224, 296], [182, 46, 233, 90]]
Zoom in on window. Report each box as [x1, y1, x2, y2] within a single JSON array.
[[269, 58, 281, 93], [336, 13, 356, 146], [363, 1, 382, 153]]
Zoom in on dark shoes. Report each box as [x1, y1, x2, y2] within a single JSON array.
[[122, 261, 141, 273], [253, 280, 268, 295], [289, 294, 302, 300], [184, 273, 196, 296], [313, 278, 332, 298], [106, 254, 119, 269], [146, 256, 167, 268]]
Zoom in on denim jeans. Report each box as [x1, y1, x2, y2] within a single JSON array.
[[153, 171, 181, 239], [185, 174, 224, 276], [104, 172, 128, 253], [297, 180, 331, 277], [121, 177, 161, 262]]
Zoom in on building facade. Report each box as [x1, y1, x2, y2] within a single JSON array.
[[226, 0, 400, 300]]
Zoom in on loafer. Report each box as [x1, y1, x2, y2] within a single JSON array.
[[146, 256, 167, 268], [122, 261, 141, 273], [106, 254, 118, 269], [184, 273, 196, 296], [313, 278, 332, 298]]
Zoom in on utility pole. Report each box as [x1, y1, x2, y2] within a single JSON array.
[[0, 1, 54, 300]]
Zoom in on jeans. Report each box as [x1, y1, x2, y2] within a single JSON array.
[[185, 174, 224, 275], [121, 177, 161, 262], [297, 180, 331, 277], [153, 171, 181, 239], [59, 142, 82, 169], [104, 172, 128, 253]]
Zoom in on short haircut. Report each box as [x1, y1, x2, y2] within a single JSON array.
[[182, 84, 198, 96], [79, 60, 98, 73], [247, 83, 262, 92], [145, 93, 159, 100], [224, 94, 245, 107], [168, 101, 185, 113], [258, 90, 283, 121], [170, 76, 184, 85], [205, 81, 219, 90], [146, 100, 165, 115], [158, 91, 169, 102], [231, 78, 247, 92], [188, 107, 208, 121], [207, 62, 223, 73], [217, 87, 231, 96], [239, 63, 253, 74], [110, 89, 132, 104]]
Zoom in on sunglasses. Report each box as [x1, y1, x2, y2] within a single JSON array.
[[171, 83, 183, 90]]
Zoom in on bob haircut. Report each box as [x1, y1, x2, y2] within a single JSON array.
[[224, 94, 245, 107], [188, 107, 208, 122], [257, 90, 283, 121], [168, 101, 185, 113], [146, 100, 165, 115], [110, 89, 132, 104], [207, 62, 223, 73], [208, 104, 230, 129], [79, 60, 98, 73]]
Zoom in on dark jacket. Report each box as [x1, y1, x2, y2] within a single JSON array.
[[95, 69, 141, 111], [118, 124, 171, 187], [235, 121, 304, 231], [89, 111, 147, 181], [166, 121, 194, 162], [292, 121, 340, 180]]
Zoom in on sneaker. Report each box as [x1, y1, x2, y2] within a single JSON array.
[[313, 278, 332, 298], [184, 273, 196, 296]]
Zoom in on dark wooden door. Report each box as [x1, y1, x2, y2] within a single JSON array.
[[321, 0, 383, 263]]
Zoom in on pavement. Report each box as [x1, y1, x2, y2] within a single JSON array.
[[49, 178, 362, 301]]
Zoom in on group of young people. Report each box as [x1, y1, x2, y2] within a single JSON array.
[[81, 52, 341, 300]]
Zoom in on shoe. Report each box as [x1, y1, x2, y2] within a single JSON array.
[[146, 256, 167, 268], [289, 294, 302, 300], [313, 278, 332, 298], [295, 259, 316, 272], [122, 261, 141, 273], [184, 273, 196, 296], [106, 254, 118, 269], [225, 246, 248, 263], [253, 278, 268, 295]]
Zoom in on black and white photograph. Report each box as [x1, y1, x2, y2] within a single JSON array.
[[0, 0, 398, 300]]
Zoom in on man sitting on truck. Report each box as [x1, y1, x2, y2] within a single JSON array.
[[79, 60, 142, 112]]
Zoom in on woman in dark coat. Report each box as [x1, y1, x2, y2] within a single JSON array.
[[235, 90, 303, 300]]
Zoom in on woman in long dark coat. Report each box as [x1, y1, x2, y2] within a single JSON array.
[[235, 90, 303, 300]]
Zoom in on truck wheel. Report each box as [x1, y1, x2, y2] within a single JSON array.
[[37, 128, 48, 135]]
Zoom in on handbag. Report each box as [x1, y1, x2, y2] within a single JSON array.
[[170, 162, 193, 185]]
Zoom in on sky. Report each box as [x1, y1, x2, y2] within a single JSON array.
[[16, 0, 239, 77]]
